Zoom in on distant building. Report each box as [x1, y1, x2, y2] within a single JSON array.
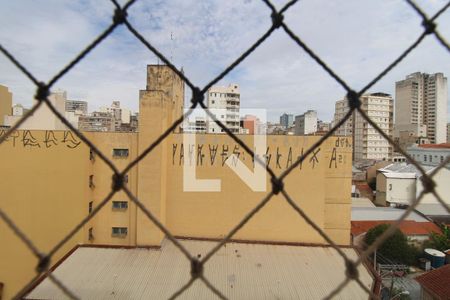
[[375, 163, 450, 207], [317, 120, 330, 132], [78, 111, 114, 132], [241, 114, 262, 135], [99, 101, 132, 132], [183, 116, 206, 133], [206, 84, 240, 134], [4, 90, 67, 130], [407, 143, 450, 168], [294, 110, 317, 135], [65, 100, 88, 115], [266, 122, 285, 135], [395, 72, 448, 145], [334, 93, 393, 161], [279, 113, 293, 129], [0, 85, 12, 126]]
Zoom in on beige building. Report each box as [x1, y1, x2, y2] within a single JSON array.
[[0, 85, 12, 126], [4, 89, 67, 130], [334, 93, 393, 161], [206, 84, 240, 134], [395, 72, 448, 145], [0, 66, 355, 299]]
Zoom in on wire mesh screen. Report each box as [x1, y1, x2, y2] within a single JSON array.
[[1, 0, 450, 299]]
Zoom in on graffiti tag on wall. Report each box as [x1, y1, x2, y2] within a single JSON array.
[[172, 137, 351, 170], [0, 130, 81, 149]]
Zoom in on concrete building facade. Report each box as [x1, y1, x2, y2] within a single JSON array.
[[206, 84, 240, 134], [395, 72, 448, 145], [294, 110, 317, 135], [65, 100, 88, 115], [334, 93, 393, 161], [0, 66, 353, 299], [0, 85, 12, 126]]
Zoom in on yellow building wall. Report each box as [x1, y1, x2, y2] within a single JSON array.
[[84, 132, 138, 246], [136, 65, 184, 246], [0, 130, 88, 299], [0, 85, 12, 126], [164, 134, 352, 245]]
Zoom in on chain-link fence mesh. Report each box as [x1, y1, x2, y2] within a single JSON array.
[[1, 0, 450, 299]]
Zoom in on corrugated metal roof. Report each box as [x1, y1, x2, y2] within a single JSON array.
[[415, 203, 450, 216], [379, 163, 434, 177], [26, 239, 374, 300], [351, 207, 428, 222]]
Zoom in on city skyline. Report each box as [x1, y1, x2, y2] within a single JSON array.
[[1, 0, 450, 123]]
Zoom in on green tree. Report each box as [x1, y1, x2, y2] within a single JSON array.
[[364, 224, 416, 265], [423, 232, 450, 252]]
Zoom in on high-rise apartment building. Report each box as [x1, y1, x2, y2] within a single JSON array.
[[334, 93, 393, 161], [280, 113, 294, 129], [395, 72, 448, 144], [294, 110, 317, 135], [206, 84, 240, 134]]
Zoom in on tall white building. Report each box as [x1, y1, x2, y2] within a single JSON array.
[[206, 84, 240, 134], [294, 110, 317, 135], [395, 72, 448, 144], [334, 93, 393, 161]]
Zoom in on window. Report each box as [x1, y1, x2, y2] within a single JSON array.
[[89, 149, 95, 161], [429, 155, 432, 162], [88, 201, 93, 214], [112, 201, 128, 210], [112, 227, 128, 237], [113, 148, 129, 157], [441, 156, 444, 163], [211, 100, 215, 104], [424, 155, 427, 162], [389, 184, 392, 191], [88, 227, 94, 240], [89, 175, 95, 188]]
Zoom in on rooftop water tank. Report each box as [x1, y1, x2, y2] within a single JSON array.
[[424, 248, 445, 269]]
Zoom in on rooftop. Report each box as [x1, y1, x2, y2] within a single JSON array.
[[415, 265, 450, 299], [351, 220, 441, 236], [26, 239, 374, 299], [351, 207, 429, 222], [418, 143, 450, 149], [378, 163, 434, 177]]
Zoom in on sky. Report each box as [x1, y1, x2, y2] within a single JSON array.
[[0, 0, 449, 123]]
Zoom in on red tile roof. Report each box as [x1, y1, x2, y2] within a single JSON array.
[[419, 143, 450, 149], [415, 264, 450, 300], [351, 220, 442, 236]]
